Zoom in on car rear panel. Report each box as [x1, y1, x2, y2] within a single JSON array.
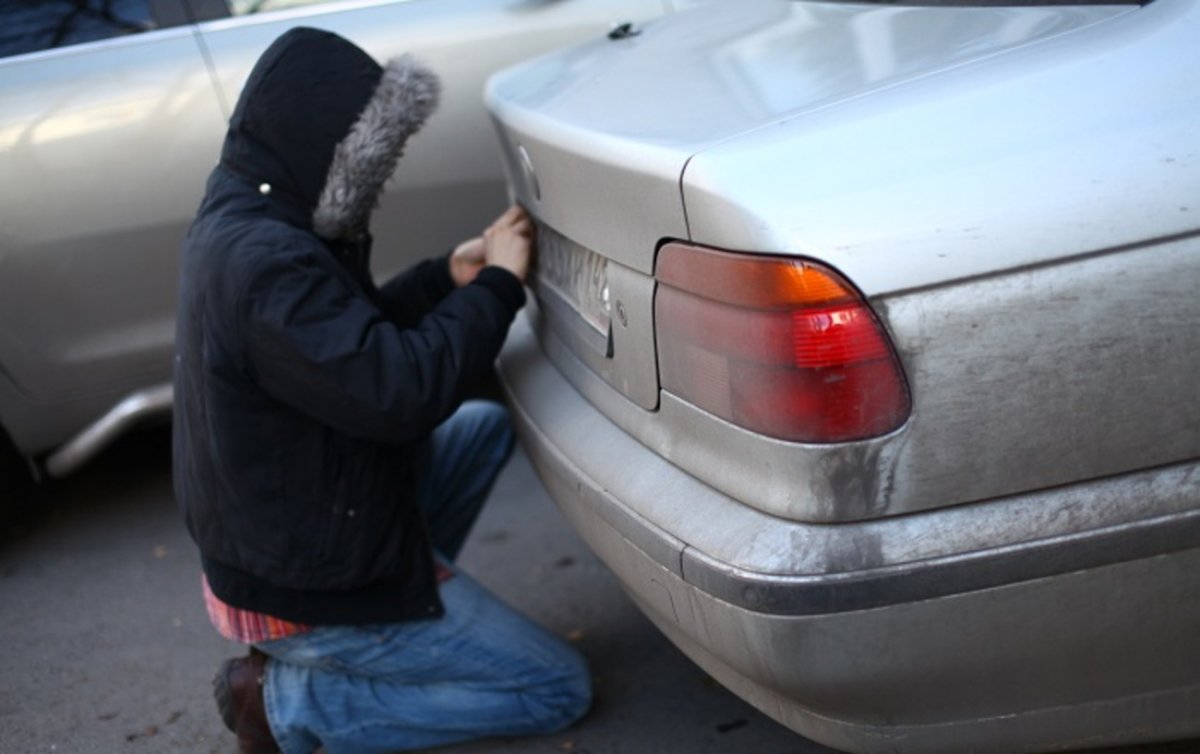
[[487, 0, 1199, 522], [498, 313, 1200, 752], [488, 0, 1200, 748]]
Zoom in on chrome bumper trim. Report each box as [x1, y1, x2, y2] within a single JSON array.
[[681, 507, 1200, 615], [44, 383, 173, 478]]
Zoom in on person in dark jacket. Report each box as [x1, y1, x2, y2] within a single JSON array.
[[173, 27, 590, 754]]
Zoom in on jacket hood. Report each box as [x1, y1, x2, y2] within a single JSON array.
[[220, 27, 440, 241]]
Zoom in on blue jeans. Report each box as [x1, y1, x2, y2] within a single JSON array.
[[255, 401, 592, 754]]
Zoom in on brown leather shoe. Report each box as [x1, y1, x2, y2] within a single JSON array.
[[213, 648, 281, 754]]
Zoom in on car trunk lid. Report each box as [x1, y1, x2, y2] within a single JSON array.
[[486, 0, 1132, 412], [486, 0, 1160, 523]]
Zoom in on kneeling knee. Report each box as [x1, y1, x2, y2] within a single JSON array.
[[530, 665, 592, 733]]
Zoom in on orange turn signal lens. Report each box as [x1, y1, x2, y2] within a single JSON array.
[[656, 243, 856, 309]]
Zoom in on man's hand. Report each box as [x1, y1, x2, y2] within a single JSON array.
[[483, 205, 534, 284], [449, 236, 486, 287], [450, 205, 535, 287]]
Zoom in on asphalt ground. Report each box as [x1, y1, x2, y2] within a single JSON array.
[[0, 426, 1195, 754]]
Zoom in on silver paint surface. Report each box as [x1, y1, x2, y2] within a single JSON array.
[[488, 0, 1200, 749], [499, 313, 1200, 752], [488, 0, 1199, 521]]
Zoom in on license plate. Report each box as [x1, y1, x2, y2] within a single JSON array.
[[534, 224, 609, 336]]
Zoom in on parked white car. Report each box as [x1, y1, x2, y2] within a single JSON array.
[[486, 0, 1200, 750]]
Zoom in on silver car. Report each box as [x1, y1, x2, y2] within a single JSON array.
[[0, 0, 684, 487], [486, 0, 1200, 751]]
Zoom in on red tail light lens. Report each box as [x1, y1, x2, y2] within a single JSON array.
[[655, 242, 910, 443]]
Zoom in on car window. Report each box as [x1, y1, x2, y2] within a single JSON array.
[[0, 0, 158, 59], [226, 0, 342, 15]]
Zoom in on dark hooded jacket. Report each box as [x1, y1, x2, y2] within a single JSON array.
[[173, 28, 525, 625]]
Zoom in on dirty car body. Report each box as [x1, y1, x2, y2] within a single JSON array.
[[0, 0, 681, 482], [486, 0, 1200, 750]]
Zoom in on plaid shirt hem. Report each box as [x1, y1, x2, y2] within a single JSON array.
[[202, 574, 311, 644], [201, 565, 455, 643]]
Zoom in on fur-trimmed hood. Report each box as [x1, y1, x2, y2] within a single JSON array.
[[313, 55, 440, 241], [219, 28, 439, 241]]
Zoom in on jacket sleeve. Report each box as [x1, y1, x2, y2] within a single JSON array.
[[372, 253, 457, 329], [238, 246, 524, 444]]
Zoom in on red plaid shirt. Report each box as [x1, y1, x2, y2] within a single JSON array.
[[203, 575, 311, 643], [202, 565, 455, 644]]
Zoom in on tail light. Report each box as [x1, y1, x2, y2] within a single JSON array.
[[654, 242, 910, 443]]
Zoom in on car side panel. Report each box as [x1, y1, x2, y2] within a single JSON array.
[[0, 28, 228, 453], [874, 236, 1200, 518]]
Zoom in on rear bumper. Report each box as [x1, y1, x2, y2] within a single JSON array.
[[498, 313, 1200, 753]]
